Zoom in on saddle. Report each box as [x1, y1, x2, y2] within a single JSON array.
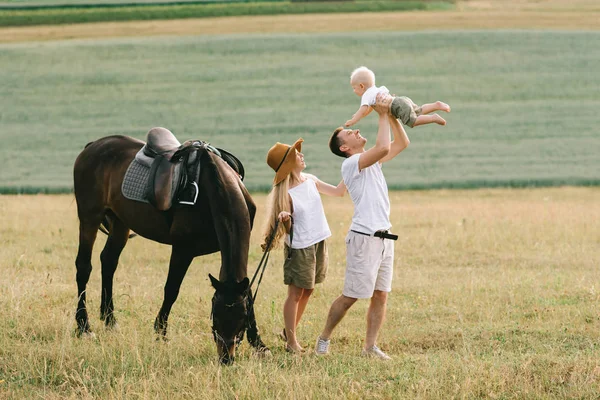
[[122, 127, 245, 211]]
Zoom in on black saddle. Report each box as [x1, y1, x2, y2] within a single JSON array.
[[123, 127, 245, 211]]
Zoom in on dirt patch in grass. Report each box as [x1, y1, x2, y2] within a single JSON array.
[[1, 0, 598, 43]]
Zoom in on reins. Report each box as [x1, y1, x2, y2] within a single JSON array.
[[248, 216, 294, 303], [235, 216, 292, 342]]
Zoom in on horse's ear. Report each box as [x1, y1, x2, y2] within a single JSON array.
[[209, 274, 222, 291], [238, 277, 250, 293]]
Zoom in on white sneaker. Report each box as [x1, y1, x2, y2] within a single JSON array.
[[362, 345, 391, 360], [314, 336, 330, 355]]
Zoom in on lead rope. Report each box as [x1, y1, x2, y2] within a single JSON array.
[[243, 216, 293, 341], [249, 216, 293, 303]]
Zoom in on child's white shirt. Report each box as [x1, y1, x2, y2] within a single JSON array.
[[360, 85, 390, 107]]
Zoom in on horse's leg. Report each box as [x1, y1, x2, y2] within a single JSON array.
[[75, 216, 102, 336], [154, 246, 194, 338], [246, 289, 268, 352], [99, 215, 130, 329]]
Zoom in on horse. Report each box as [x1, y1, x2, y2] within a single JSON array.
[[72, 129, 269, 364]]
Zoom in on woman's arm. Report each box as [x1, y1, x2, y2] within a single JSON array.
[[278, 195, 293, 233], [278, 211, 292, 233], [306, 174, 346, 197]]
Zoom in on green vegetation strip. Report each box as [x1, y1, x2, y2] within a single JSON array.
[[3, 178, 600, 195], [0, 1, 452, 26], [0, 0, 284, 10], [1, 31, 598, 193]]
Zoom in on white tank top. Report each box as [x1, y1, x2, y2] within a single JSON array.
[[285, 178, 331, 249]]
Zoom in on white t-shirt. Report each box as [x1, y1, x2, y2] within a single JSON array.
[[285, 177, 331, 249], [361, 85, 390, 107], [341, 154, 391, 234]]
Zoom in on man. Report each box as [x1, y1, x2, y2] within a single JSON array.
[[315, 94, 410, 359]]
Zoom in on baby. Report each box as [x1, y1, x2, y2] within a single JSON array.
[[345, 66, 450, 128]]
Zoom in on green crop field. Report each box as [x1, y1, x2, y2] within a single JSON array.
[[1, 30, 598, 192], [1, 0, 275, 3], [0, 1, 451, 26]]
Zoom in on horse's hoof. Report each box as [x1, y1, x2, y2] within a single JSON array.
[[75, 325, 94, 338], [255, 347, 272, 358], [82, 331, 97, 340], [106, 323, 120, 332]]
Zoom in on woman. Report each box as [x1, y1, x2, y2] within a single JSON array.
[[262, 138, 345, 353]]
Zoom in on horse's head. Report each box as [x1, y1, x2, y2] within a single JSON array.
[[209, 274, 250, 365]]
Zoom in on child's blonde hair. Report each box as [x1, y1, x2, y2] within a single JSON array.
[[261, 175, 292, 252], [350, 66, 375, 87]]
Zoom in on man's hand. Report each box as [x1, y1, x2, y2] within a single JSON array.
[[278, 211, 292, 222], [345, 119, 355, 127], [372, 93, 393, 115]]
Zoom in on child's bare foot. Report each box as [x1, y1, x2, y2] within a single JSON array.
[[435, 101, 451, 112], [433, 114, 447, 126]]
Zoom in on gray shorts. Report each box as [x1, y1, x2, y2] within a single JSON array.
[[391, 96, 422, 128], [283, 240, 328, 289], [342, 231, 394, 299]]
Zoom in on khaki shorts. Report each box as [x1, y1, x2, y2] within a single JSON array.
[[342, 231, 394, 299], [283, 240, 328, 289], [391, 96, 422, 128]]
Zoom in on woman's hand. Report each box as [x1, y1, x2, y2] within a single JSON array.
[[278, 211, 292, 222]]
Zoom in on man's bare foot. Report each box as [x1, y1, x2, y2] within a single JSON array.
[[435, 101, 451, 112], [433, 114, 447, 125]]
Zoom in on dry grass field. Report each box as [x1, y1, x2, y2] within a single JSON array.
[[1, 188, 599, 398], [1, 0, 599, 43]]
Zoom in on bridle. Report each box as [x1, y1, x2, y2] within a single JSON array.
[[210, 217, 294, 349], [211, 293, 248, 349]]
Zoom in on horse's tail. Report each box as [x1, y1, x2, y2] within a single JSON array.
[[98, 213, 137, 239], [99, 216, 110, 235]]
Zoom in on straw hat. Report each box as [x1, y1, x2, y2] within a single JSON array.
[[266, 138, 304, 185]]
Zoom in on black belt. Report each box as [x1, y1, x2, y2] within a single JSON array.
[[351, 229, 398, 241]]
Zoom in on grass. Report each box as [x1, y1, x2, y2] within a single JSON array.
[[1, 2, 598, 398], [3, 0, 600, 44], [0, 1, 453, 26], [0, 187, 599, 398], [1, 0, 281, 3], [1, 31, 599, 192], [4, 9, 600, 45]]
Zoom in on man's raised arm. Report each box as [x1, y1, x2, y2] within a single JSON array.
[[358, 95, 391, 171], [381, 113, 410, 164]]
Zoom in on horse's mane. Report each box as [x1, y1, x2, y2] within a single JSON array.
[[201, 148, 226, 195]]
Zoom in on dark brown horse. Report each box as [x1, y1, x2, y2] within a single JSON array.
[[73, 132, 268, 364]]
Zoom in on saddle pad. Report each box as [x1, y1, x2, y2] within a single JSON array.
[[122, 159, 151, 203]]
